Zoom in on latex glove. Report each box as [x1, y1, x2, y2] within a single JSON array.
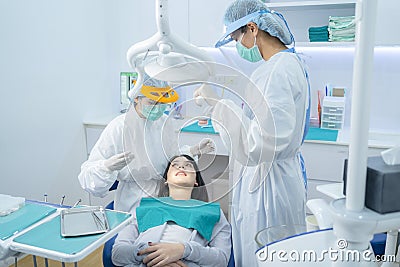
[[140, 242, 185, 267], [193, 83, 220, 107], [104, 151, 134, 172], [190, 138, 215, 156]]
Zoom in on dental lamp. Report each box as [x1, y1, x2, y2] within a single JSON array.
[[126, 0, 214, 100]]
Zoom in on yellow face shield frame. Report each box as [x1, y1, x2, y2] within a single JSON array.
[[140, 85, 179, 103], [133, 79, 179, 104]]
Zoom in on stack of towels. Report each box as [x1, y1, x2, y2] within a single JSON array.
[[328, 16, 355, 42], [308, 26, 329, 42]]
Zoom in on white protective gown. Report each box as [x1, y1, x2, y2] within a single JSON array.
[[211, 52, 308, 266], [78, 108, 188, 215]]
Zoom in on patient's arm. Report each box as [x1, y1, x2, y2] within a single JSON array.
[[182, 210, 231, 267], [111, 223, 142, 266]]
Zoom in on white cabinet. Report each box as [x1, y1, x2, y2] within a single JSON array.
[[301, 142, 349, 183], [85, 126, 105, 157], [301, 141, 386, 204]]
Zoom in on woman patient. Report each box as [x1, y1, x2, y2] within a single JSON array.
[[112, 154, 231, 267]]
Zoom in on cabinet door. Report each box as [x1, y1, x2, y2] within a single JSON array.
[[301, 142, 349, 182], [85, 126, 106, 156], [188, 0, 232, 47]]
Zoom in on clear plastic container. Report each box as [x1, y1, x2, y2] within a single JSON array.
[[255, 224, 306, 248], [0, 194, 25, 216]]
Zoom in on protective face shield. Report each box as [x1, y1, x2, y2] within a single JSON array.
[[215, 0, 293, 48], [141, 101, 168, 121], [236, 32, 263, 62]]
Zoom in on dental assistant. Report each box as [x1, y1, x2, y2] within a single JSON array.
[[79, 77, 214, 216], [194, 0, 310, 265]]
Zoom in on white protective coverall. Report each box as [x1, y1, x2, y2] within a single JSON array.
[[112, 209, 231, 267], [211, 52, 308, 266], [78, 108, 188, 215]]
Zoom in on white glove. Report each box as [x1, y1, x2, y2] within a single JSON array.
[[104, 151, 134, 172], [190, 138, 215, 156], [193, 84, 220, 107]]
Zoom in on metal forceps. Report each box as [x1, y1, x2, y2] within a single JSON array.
[[91, 211, 105, 230]]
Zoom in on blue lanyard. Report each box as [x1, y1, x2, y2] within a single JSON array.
[[280, 47, 310, 144], [280, 48, 311, 189]]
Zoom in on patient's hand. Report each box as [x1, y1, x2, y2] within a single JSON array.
[[139, 242, 185, 267], [162, 260, 188, 267]]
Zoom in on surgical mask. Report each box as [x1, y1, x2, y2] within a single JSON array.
[[236, 33, 263, 62], [141, 103, 167, 121]]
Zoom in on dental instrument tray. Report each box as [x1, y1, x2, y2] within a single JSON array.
[[60, 206, 109, 237]]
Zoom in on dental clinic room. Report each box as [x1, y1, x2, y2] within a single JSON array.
[[1, 0, 400, 266]]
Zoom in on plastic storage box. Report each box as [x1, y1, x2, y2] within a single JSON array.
[[0, 194, 25, 216], [321, 96, 345, 130]]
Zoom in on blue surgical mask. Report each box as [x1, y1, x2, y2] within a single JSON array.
[[141, 103, 167, 121], [236, 33, 263, 62]]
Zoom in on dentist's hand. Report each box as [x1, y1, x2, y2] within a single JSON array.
[[193, 84, 220, 107], [190, 138, 215, 156], [104, 151, 134, 172]]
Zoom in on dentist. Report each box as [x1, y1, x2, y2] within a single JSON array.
[[194, 0, 310, 265]]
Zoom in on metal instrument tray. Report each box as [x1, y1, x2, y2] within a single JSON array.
[[60, 206, 109, 237]]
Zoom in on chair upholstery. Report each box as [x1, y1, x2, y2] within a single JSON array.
[[102, 210, 235, 267]]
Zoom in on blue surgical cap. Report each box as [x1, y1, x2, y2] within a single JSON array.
[[215, 0, 293, 48], [135, 74, 168, 98], [143, 74, 168, 88]]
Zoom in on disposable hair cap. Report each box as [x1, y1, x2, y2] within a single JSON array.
[[215, 0, 293, 48]]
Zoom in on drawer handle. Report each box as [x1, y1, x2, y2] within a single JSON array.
[[328, 116, 337, 120]]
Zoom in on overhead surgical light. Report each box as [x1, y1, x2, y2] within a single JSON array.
[[127, 0, 214, 100]]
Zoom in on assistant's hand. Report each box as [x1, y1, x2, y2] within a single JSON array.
[[193, 83, 220, 107], [103, 151, 134, 172], [139, 242, 185, 267], [190, 138, 215, 156]]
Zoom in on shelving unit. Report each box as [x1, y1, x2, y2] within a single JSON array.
[[266, 0, 356, 43], [268, 0, 356, 10], [296, 41, 355, 48]]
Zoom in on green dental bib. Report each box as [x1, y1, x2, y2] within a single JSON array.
[[136, 197, 220, 241]]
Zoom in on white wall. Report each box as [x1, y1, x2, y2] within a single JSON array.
[[0, 0, 135, 205]]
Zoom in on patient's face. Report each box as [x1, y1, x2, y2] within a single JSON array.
[[167, 156, 197, 188]]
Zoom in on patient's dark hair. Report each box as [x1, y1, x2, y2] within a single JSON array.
[[158, 154, 209, 202]]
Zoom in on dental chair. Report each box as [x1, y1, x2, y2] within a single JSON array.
[[102, 181, 235, 267], [103, 215, 235, 267]]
